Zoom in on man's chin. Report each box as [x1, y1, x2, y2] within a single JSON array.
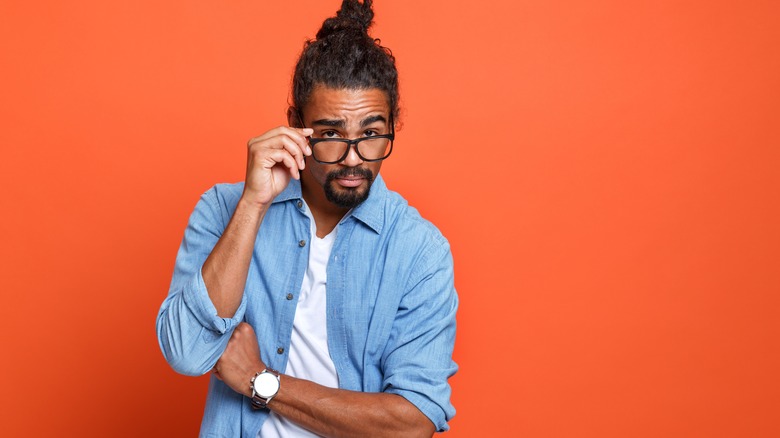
[[323, 167, 375, 209], [325, 184, 370, 209]]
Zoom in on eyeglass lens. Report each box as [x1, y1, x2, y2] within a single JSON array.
[[312, 137, 392, 163]]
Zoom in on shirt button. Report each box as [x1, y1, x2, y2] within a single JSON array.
[[299, 240, 306, 247], [277, 347, 285, 354], [297, 200, 303, 208], [286, 293, 293, 300]]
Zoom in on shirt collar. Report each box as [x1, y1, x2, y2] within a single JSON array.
[[273, 174, 387, 235], [273, 178, 303, 203], [345, 174, 387, 234]]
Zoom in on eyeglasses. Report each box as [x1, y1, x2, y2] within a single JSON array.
[[299, 111, 395, 164]]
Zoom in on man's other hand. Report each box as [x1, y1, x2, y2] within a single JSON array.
[[213, 322, 265, 397]]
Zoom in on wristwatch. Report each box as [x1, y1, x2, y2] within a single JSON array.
[[250, 368, 280, 409]]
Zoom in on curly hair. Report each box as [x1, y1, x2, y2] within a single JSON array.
[[292, 0, 399, 122]]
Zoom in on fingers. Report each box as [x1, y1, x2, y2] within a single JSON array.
[[248, 126, 312, 163], [243, 126, 314, 206], [247, 127, 313, 178], [263, 148, 300, 180], [274, 134, 308, 170], [249, 126, 312, 146]]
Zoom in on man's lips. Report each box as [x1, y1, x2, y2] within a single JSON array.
[[335, 176, 366, 188]]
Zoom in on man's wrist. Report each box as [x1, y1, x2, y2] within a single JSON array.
[[239, 185, 277, 210], [238, 192, 270, 212], [234, 195, 269, 229]]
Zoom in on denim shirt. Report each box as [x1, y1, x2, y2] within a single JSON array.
[[156, 175, 458, 437]]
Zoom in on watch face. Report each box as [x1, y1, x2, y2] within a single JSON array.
[[253, 372, 280, 398]]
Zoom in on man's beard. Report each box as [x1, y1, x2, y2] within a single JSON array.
[[324, 167, 375, 209]]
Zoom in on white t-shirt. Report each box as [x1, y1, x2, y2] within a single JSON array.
[[259, 202, 339, 437]]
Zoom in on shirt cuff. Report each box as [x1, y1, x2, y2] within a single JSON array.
[[182, 265, 247, 335], [385, 386, 452, 432]]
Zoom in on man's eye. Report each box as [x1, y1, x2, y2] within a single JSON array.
[[322, 130, 340, 138], [364, 130, 378, 137]]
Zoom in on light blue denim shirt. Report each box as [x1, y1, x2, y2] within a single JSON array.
[[156, 175, 458, 436]]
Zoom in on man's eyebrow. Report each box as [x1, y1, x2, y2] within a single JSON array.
[[311, 115, 388, 129], [311, 118, 346, 128], [361, 114, 387, 127]]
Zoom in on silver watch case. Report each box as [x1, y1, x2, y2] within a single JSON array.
[[250, 368, 280, 409]]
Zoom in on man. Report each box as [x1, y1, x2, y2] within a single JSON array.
[[156, 1, 458, 436]]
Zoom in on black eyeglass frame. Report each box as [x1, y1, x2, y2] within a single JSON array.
[[297, 110, 395, 165]]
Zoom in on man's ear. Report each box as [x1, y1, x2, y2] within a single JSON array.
[[287, 106, 302, 128]]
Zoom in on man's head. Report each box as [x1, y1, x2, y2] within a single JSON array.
[[292, 0, 399, 123], [289, 0, 399, 210]]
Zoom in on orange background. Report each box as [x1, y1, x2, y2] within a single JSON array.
[[1, 0, 778, 436]]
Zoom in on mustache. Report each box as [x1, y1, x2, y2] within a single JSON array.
[[326, 167, 374, 180]]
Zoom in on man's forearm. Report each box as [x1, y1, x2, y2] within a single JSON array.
[[202, 197, 267, 318], [266, 376, 435, 438], [215, 321, 438, 437]]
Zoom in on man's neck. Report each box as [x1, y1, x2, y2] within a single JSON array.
[[301, 178, 349, 238]]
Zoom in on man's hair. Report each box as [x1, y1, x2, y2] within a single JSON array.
[[292, 0, 399, 122]]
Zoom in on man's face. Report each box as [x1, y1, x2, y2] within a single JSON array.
[[297, 86, 392, 209]]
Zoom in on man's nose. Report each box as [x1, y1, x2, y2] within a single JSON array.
[[341, 142, 364, 167]]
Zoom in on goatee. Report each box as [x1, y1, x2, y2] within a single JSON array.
[[324, 167, 375, 209]]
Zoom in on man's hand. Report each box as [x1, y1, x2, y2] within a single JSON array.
[[244, 126, 313, 208], [214, 322, 265, 397]]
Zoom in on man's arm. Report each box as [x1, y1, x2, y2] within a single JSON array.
[[271, 378, 435, 438], [203, 126, 312, 318], [156, 126, 312, 374], [215, 323, 436, 438]]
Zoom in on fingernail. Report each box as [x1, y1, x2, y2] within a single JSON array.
[[302, 128, 313, 135]]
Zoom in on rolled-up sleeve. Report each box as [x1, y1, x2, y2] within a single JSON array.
[[156, 187, 248, 376], [381, 234, 458, 432]]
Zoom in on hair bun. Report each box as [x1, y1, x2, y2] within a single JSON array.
[[316, 0, 374, 40]]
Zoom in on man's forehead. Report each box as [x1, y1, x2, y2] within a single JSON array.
[[305, 85, 390, 116]]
